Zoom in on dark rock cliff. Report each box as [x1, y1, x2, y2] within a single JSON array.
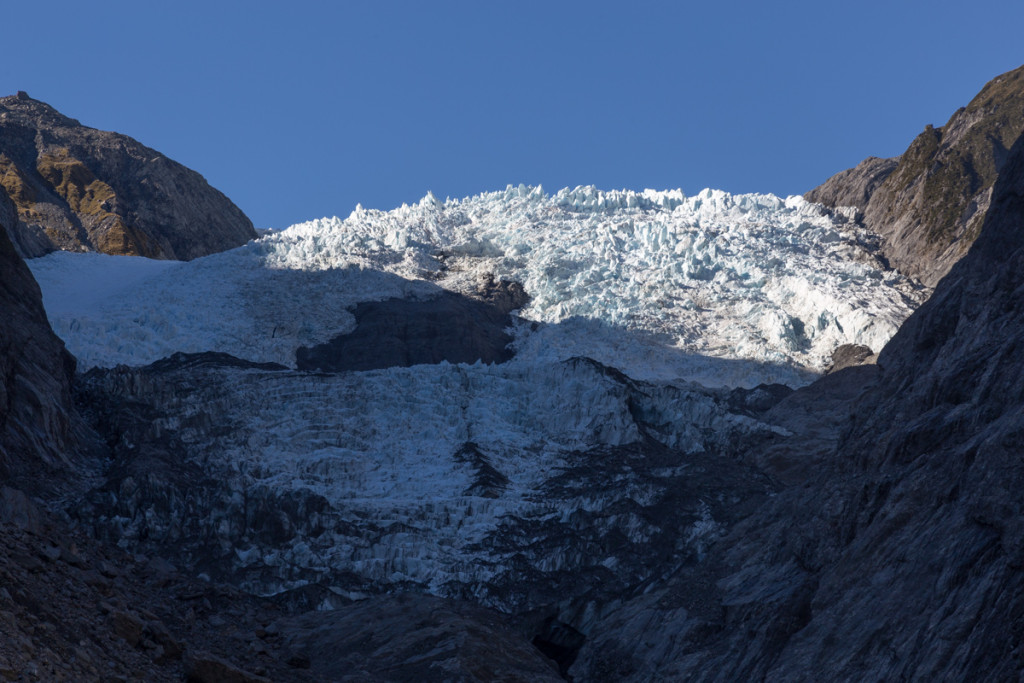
[[0, 91, 256, 260], [807, 64, 1024, 287], [783, 122, 1024, 681], [295, 281, 528, 372], [573, 96, 1024, 682], [0, 186, 97, 496]]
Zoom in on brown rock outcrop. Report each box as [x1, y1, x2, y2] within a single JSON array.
[[0, 92, 256, 260], [806, 64, 1024, 286]]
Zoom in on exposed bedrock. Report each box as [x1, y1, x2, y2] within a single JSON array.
[[807, 64, 1024, 287], [272, 593, 563, 682], [572, 103, 1024, 683], [0, 186, 99, 497], [295, 279, 528, 371], [0, 92, 256, 260]]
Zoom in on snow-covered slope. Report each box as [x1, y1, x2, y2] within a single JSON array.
[[30, 185, 925, 387], [46, 184, 932, 627], [79, 354, 781, 609]]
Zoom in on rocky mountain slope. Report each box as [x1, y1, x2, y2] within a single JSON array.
[[572, 87, 1024, 682], [0, 186, 94, 498], [5, 64, 1024, 681], [807, 64, 1024, 287], [0, 92, 256, 260], [0, 484, 561, 682]]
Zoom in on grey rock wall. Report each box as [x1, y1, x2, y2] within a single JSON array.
[[0, 186, 96, 496], [572, 97, 1024, 683]]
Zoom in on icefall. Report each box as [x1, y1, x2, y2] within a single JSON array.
[[30, 185, 927, 386]]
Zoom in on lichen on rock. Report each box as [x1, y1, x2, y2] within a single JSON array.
[[0, 93, 256, 260]]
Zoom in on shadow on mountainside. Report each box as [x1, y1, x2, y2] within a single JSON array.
[[75, 345, 797, 679], [571, 115, 1024, 683], [294, 278, 528, 371], [259, 265, 821, 388]]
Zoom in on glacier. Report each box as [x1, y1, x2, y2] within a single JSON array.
[[30, 184, 925, 387], [33, 185, 928, 619], [78, 354, 784, 612]]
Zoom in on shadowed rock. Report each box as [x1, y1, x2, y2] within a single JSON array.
[[454, 442, 510, 498], [273, 593, 563, 682], [825, 343, 875, 373], [143, 351, 288, 373], [295, 288, 524, 372], [0, 186, 96, 495]]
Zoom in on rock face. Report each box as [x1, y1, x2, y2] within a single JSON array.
[[274, 594, 563, 682], [825, 342, 875, 373], [0, 91, 256, 260], [295, 285, 526, 372], [806, 64, 1024, 286], [571, 104, 1024, 682], [0, 489, 361, 682], [802, 156, 898, 212], [13, 66, 1024, 680], [0, 186, 93, 495]]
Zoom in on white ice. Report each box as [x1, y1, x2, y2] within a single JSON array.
[[28, 185, 927, 387], [24, 184, 935, 597]]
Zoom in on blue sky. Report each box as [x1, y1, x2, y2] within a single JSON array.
[[3, 1, 1023, 229]]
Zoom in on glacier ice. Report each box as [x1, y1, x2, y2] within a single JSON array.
[[35, 183, 935, 617], [29, 185, 926, 387], [82, 355, 781, 601]]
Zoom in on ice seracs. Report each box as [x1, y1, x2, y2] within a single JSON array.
[[43, 183, 932, 616], [29, 184, 926, 387]]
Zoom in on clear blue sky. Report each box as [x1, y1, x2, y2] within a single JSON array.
[[3, 1, 1023, 229]]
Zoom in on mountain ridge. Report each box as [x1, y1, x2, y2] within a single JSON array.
[[3, 65, 1024, 680], [806, 64, 1024, 287], [0, 91, 256, 260]]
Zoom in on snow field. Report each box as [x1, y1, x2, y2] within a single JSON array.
[[29, 184, 925, 386], [26, 184, 931, 599]]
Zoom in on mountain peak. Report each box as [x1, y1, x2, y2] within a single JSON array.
[[0, 91, 82, 128], [0, 95, 255, 261], [806, 63, 1024, 287]]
